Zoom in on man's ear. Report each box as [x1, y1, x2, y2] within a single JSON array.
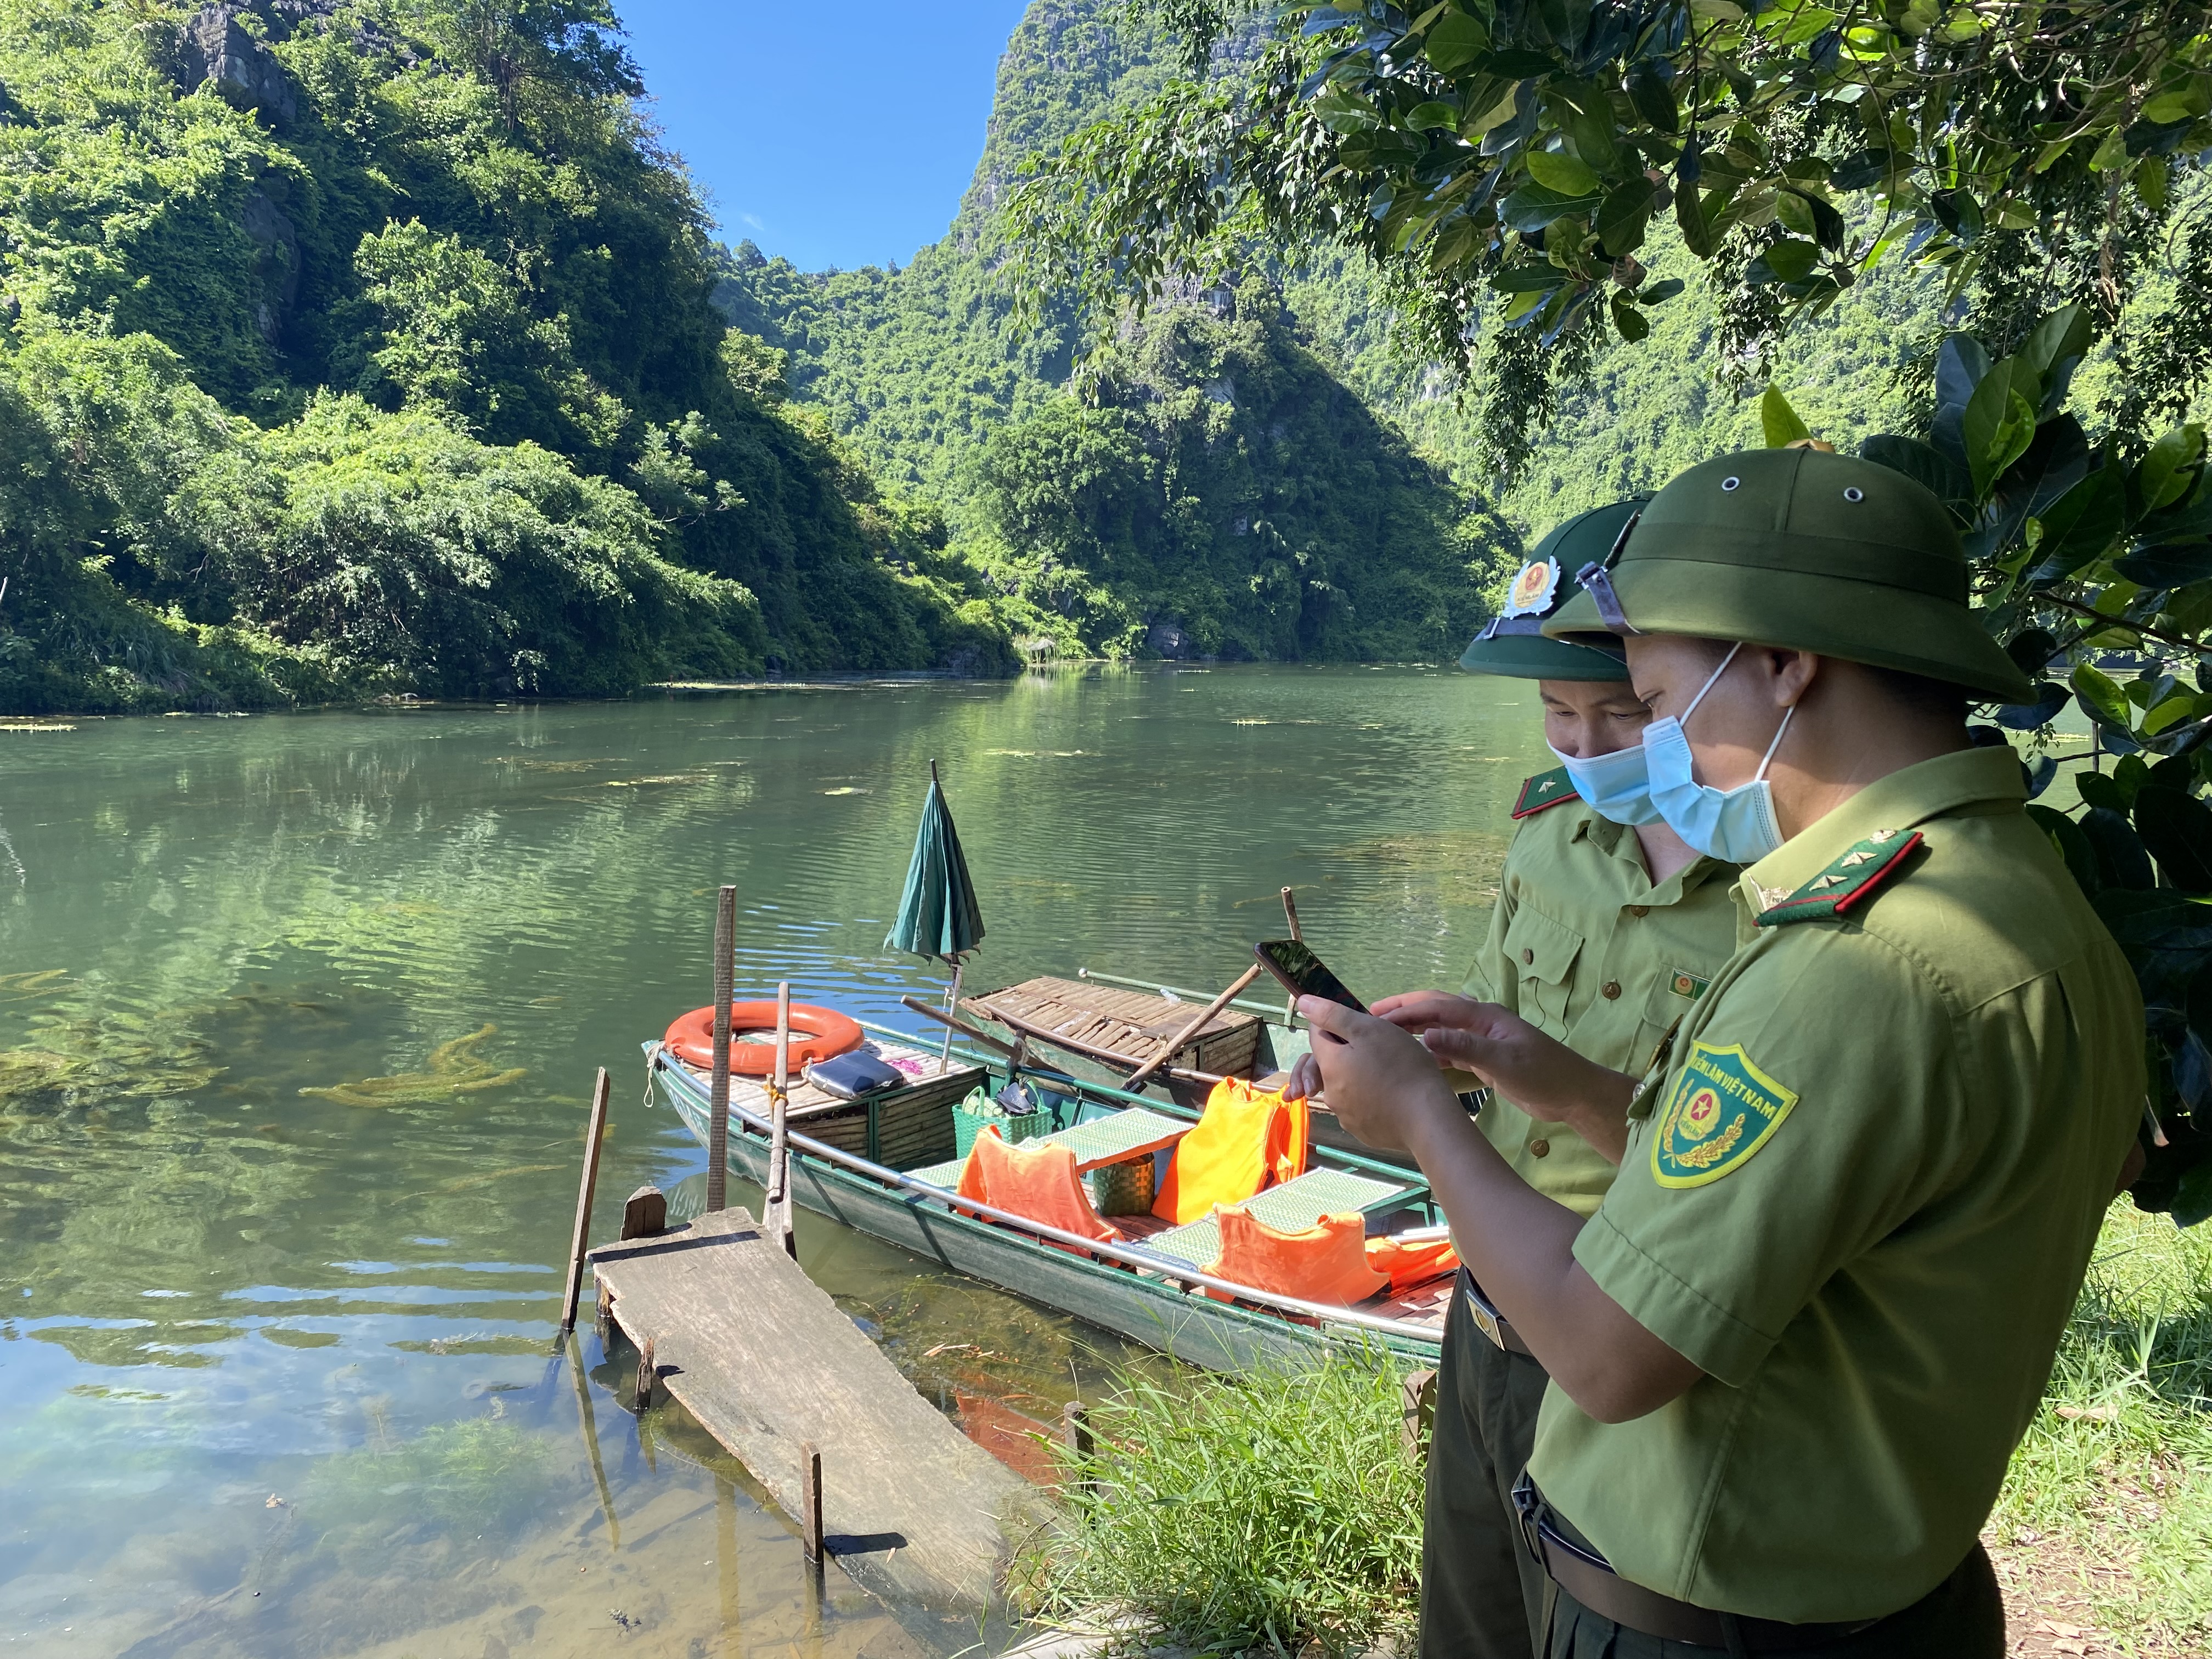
[[1769, 648, 1821, 708]]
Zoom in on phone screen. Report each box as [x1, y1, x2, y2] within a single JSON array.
[[1252, 939, 1368, 1014]]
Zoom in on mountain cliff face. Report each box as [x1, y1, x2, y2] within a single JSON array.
[[0, 0, 1012, 713], [714, 0, 1516, 662]]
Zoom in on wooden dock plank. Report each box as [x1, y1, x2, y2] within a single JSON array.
[[590, 1209, 1029, 1611]]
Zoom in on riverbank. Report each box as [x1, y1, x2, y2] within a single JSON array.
[[1015, 1202, 2210, 1657]]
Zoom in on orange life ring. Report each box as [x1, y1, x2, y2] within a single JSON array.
[[662, 1002, 866, 1076]]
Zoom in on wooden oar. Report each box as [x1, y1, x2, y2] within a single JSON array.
[[1279, 887, 1302, 1024], [899, 995, 1018, 1058], [1125, 965, 1263, 1091]]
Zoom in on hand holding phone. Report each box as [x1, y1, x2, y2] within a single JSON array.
[[1253, 939, 1367, 1014]]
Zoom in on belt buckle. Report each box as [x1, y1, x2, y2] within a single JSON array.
[[1460, 1270, 1510, 1351], [1510, 1471, 1544, 1564]]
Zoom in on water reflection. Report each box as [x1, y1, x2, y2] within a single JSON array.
[[0, 666, 1549, 1654]]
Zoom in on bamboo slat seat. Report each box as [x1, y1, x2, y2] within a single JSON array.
[[962, 975, 1263, 1079], [906, 1105, 1190, 1189], [1131, 1167, 1410, 1269]]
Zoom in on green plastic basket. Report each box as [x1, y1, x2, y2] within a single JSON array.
[[953, 1088, 1051, 1158]]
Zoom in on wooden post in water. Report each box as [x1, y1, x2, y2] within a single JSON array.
[[707, 885, 736, 1213], [559, 1067, 612, 1332], [799, 1439, 824, 1565], [1062, 1401, 1094, 1496], [1400, 1367, 1438, 1464], [769, 982, 795, 1260], [619, 1185, 667, 1240], [1125, 966, 1262, 1092], [634, 1334, 657, 1412]]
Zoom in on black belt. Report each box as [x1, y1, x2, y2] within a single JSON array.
[[1458, 1267, 1535, 1358], [1512, 1476, 1880, 1651]]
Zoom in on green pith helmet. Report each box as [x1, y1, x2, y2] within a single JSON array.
[[1543, 449, 2034, 703], [1459, 498, 1646, 681]]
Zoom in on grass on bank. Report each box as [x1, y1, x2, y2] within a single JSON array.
[[1993, 1204, 2212, 1645], [1010, 1353, 1424, 1656], [1014, 1202, 2211, 1657]]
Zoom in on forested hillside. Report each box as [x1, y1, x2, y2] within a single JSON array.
[[0, 0, 1012, 714], [722, 0, 2125, 561]]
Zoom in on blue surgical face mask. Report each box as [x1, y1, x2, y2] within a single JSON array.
[[1548, 740, 1662, 826], [1643, 642, 1797, 863]]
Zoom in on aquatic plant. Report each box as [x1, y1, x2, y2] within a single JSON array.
[[0, 1009, 225, 1111], [0, 969, 71, 1003], [298, 1025, 527, 1108], [1014, 1350, 1421, 1657], [311, 1416, 562, 1534]]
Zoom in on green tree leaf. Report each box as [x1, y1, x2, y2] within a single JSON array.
[[1526, 150, 1600, 196], [2026, 467, 2129, 582], [2073, 662, 2132, 729], [1962, 363, 2038, 496], [1424, 11, 1491, 74], [1595, 179, 1655, 256], [2136, 424, 2207, 514], [1760, 386, 1812, 448]]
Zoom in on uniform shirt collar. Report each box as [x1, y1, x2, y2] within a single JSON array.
[[1739, 746, 2026, 914], [1581, 806, 1735, 902]]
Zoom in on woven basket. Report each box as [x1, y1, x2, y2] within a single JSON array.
[[1086, 1155, 1158, 1217]]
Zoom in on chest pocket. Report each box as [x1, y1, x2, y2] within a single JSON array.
[[1503, 905, 1584, 1030], [1634, 968, 1708, 1072]]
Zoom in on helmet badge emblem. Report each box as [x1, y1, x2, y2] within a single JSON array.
[[1502, 557, 1562, 619]]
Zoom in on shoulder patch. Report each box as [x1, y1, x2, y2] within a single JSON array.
[[1511, 766, 1581, 820], [1651, 1041, 1798, 1187], [1753, 829, 1925, 929]]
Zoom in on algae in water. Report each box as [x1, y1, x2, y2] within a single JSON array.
[[298, 1025, 527, 1107]]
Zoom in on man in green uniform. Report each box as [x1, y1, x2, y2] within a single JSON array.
[[1422, 501, 1742, 1659], [1294, 448, 2145, 1655]]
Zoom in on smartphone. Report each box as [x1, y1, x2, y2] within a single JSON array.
[[1252, 939, 1368, 1014]]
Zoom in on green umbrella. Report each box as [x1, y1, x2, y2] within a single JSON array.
[[886, 761, 985, 1067]]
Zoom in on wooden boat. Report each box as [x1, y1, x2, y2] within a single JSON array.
[[642, 1023, 1452, 1372], [956, 968, 1438, 1172]]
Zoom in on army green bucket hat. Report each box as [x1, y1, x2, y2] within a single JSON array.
[[1460, 498, 1645, 681], [1544, 449, 2032, 702]]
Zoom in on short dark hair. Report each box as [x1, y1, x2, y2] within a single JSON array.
[[1865, 665, 1970, 724]]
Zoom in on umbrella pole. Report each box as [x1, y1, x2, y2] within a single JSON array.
[[769, 982, 794, 1259], [936, 959, 964, 1077], [707, 885, 736, 1214]]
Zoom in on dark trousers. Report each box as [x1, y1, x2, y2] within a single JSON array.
[[1542, 1543, 2006, 1658], [1420, 1276, 1550, 1659]]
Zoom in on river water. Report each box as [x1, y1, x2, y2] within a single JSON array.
[[0, 665, 1552, 1659]]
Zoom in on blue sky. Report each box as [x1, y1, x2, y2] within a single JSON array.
[[619, 1, 1033, 273]]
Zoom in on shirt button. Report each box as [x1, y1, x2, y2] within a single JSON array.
[[1626, 905, 1649, 917], [1522, 948, 1534, 964], [1602, 981, 1622, 999], [1530, 1139, 1551, 1158]]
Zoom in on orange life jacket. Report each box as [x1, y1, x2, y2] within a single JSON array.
[[1204, 1205, 1390, 1305], [1150, 1076, 1311, 1226], [957, 1126, 1118, 1243], [1363, 1234, 1460, 1294]]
